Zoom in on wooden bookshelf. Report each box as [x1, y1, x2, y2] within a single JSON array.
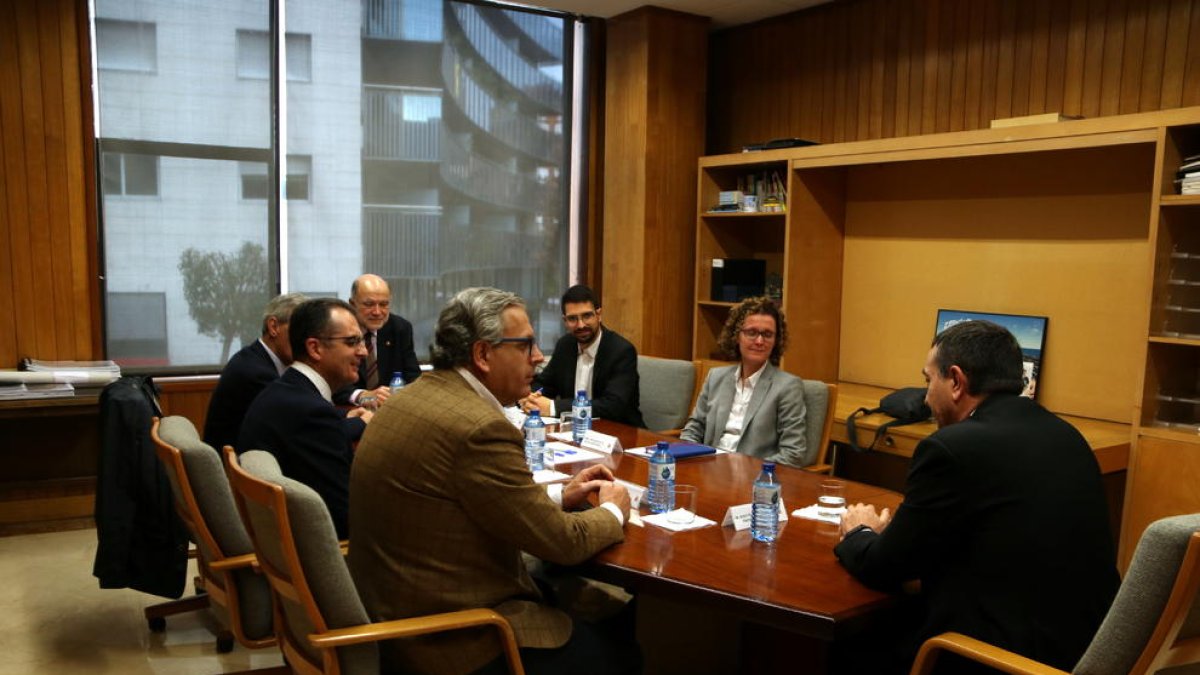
[[692, 107, 1200, 569]]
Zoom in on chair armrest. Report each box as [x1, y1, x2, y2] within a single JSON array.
[[910, 632, 1068, 675], [307, 608, 517, 650], [208, 552, 258, 572], [801, 462, 833, 474]]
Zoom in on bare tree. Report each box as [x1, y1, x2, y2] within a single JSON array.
[[178, 242, 270, 363]]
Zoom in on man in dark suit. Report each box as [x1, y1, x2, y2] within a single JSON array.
[[203, 292, 306, 451], [834, 320, 1119, 674], [338, 273, 421, 408], [238, 298, 372, 538], [519, 285, 644, 428], [349, 287, 636, 675]]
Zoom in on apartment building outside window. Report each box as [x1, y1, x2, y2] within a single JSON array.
[[93, 0, 580, 369]]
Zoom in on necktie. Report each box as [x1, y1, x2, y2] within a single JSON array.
[[365, 332, 379, 389]]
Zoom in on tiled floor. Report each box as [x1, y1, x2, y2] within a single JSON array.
[[0, 528, 285, 674]]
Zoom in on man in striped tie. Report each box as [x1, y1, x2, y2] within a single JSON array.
[[339, 273, 422, 408]]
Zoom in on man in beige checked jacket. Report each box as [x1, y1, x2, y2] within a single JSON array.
[[349, 287, 639, 675]]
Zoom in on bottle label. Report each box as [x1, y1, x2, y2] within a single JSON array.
[[656, 463, 674, 481]]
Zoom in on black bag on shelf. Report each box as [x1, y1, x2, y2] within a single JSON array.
[[844, 387, 931, 453]]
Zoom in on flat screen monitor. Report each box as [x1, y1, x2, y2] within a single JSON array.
[[934, 309, 1048, 399]]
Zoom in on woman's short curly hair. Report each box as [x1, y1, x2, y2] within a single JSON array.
[[716, 296, 788, 365]]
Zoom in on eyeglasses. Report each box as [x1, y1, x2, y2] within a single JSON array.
[[319, 335, 365, 347], [564, 311, 597, 325], [740, 328, 776, 342], [496, 336, 538, 356]]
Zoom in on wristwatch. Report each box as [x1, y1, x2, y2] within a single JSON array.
[[845, 524, 875, 538]]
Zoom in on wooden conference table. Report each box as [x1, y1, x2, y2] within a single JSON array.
[[553, 419, 904, 643]]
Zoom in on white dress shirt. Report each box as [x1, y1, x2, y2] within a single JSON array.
[[716, 364, 766, 451], [574, 328, 603, 398], [259, 338, 287, 376], [291, 361, 333, 403]]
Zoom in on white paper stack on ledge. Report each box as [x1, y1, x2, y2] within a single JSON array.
[[0, 382, 76, 400]]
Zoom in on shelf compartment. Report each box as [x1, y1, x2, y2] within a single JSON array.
[[1141, 341, 1200, 428]]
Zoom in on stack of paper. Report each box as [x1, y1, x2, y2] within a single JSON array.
[[0, 382, 76, 400], [1178, 155, 1200, 195]]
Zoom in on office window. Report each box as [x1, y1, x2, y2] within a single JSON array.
[[236, 30, 312, 82], [239, 155, 311, 201], [101, 152, 159, 196], [106, 293, 169, 365], [95, 19, 157, 72], [95, 0, 579, 369]]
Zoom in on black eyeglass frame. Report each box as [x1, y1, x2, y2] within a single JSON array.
[[495, 336, 538, 356], [318, 334, 365, 347]]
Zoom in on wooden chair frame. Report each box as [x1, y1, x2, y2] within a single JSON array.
[[149, 417, 274, 653], [223, 447, 526, 675], [909, 531, 1200, 675]]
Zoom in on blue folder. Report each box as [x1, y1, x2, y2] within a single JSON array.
[[667, 443, 717, 459]]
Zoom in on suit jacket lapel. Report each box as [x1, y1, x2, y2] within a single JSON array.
[[707, 367, 735, 446]]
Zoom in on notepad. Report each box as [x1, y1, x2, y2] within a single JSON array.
[[626, 443, 718, 460]]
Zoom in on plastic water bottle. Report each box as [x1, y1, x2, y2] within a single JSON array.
[[389, 372, 406, 394], [572, 389, 592, 443], [648, 441, 675, 514], [523, 410, 546, 471], [751, 462, 780, 543]]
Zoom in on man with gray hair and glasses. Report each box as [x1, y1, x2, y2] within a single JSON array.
[[204, 292, 307, 451], [350, 287, 639, 675]]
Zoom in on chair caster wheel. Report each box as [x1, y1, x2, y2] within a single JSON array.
[[217, 634, 235, 653]]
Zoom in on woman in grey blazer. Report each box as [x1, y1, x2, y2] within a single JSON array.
[[680, 296, 810, 467]]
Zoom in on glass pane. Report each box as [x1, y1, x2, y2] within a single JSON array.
[[295, 0, 572, 360], [124, 154, 159, 195], [96, 0, 272, 368]]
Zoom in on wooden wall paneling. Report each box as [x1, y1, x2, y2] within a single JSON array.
[[1098, 0, 1127, 118], [602, 7, 707, 359], [945, 0, 969, 133], [919, 1, 939, 135], [1119, 0, 1147, 115], [63, 0, 99, 358], [1161, 0, 1193, 109], [977, 0, 1002, 128], [1026, 0, 1052, 115], [1139, 1, 1169, 112], [602, 11, 648, 345], [0, 3, 17, 365], [783, 167, 844, 383], [960, 1, 985, 132], [1079, 0, 1108, 118], [993, 0, 1017, 122], [157, 376, 218, 434], [707, 0, 1200, 155], [37, 0, 76, 358], [16, 0, 57, 359], [3, 3, 35, 368], [1063, 0, 1088, 115], [1186, 0, 1200, 107], [1043, 1, 1071, 116]]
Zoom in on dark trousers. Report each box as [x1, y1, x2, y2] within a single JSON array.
[[472, 600, 641, 675]]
